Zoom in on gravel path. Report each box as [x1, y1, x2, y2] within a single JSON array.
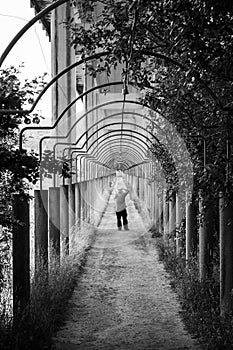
[[52, 181, 201, 350]]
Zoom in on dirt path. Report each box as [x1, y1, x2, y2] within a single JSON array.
[[52, 180, 201, 350]]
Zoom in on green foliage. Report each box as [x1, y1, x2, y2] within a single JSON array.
[[155, 238, 233, 349]]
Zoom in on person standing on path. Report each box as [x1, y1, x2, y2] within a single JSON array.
[[114, 184, 130, 231]]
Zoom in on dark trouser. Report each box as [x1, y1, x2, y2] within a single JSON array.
[[116, 208, 128, 228]]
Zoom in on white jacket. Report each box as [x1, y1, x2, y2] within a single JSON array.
[[114, 189, 129, 212]]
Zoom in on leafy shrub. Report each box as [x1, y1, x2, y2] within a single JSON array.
[[155, 238, 233, 350], [0, 222, 96, 350]]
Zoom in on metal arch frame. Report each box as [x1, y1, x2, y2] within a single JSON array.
[[39, 101, 162, 158], [0, 0, 214, 186], [70, 139, 147, 169], [18, 81, 135, 148], [0, 0, 68, 68], [69, 114, 154, 155], [126, 160, 154, 178], [96, 146, 144, 166], [75, 151, 131, 180], [62, 151, 110, 184], [77, 154, 111, 182], [1, 1, 221, 116], [51, 108, 161, 155], [90, 137, 148, 161], [64, 130, 153, 171], [52, 120, 157, 164], [0, 0, 213, 192], [79, 156, 113, 181], [43, 121, 176, 187], [75, 152, 109, 170], [96, 146, 141, 165], [105, 156, 131, 169], [95, 152, 134, 169], [71, 142, 146, 178], [18, 77, 207, 171], [127, 160, 152, 171], [70, 132, 151, 180], [66, 130, 153, 174], [88, 132, 149, 156], [98, 150, 142, 168], [90, 141, 147, 164], [69, 131, 150, 160]]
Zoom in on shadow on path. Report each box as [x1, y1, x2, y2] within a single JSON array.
[[52, 180, 201, 350]]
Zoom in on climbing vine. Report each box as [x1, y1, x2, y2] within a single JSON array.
[[0, 65, 47, 228], [67, 0, 233, 203]]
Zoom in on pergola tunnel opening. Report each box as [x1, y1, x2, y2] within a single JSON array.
[[1, 1, 233, 341]]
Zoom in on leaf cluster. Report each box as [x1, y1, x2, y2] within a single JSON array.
[[156, 238, 233, 349], [40, 150, 75, 179], [68, 0, 233, 202], [0, 66, 47, 228]]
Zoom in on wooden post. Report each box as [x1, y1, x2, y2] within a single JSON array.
[[186, 192, 197, 261], [219, 191, 233, 315], [12, 195, 30, 317], [34, 190, 48, 271], [60, 185, 69, 257], [49, 187, 60, 260]]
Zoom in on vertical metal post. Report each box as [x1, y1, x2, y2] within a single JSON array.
[[169, 193, 176, 244], [219, 191, 233, 315], [158, 193, 163, 234], [163, 190, 169, 242], [12, 195, 30, 318], [60, 185, 69, 256], [158, 193, 163, 235], [186, 191, 197, 261], [75, 182, 81, 225], [199, 191, 212, 280], [49, 187, 60, 260], [34, 190, 48, 271], [80, 181, 86, 224], [175, 193, 182, 255], [68, 184, 75, 253], [86, 180, 90, 223], [69, 183, 75, 229]]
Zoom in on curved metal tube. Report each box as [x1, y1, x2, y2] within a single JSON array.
[[19, 80, 126, 148], [91, 141, 146, 163], [96, 146, 144, 165], [63, 129, 151, 160], [51, 108, 161, 157], [0, 0, 68, 67], [39, 99, 146, 153], [52, 120, 157, 159], [90, 135, 148, 158]]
